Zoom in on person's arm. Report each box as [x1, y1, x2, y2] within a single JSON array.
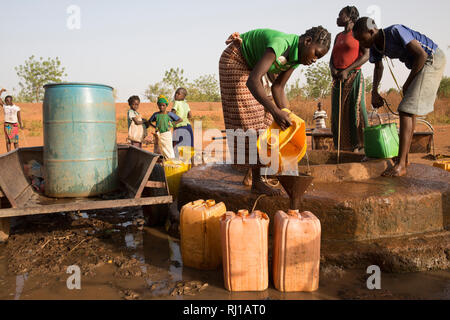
[[246, 48, 292, 130], [337, 47, 370, 81], [271, 67, 295, 111], [187, 111, 192, 120], [148, 114, 157, 129], [169, 112, 182, 125], [132, 117, 146, 125], [329, 35, 339, 79], [17, 111, 23, 129], [403, 40, 428, 95], [371, 60, 384, 108]]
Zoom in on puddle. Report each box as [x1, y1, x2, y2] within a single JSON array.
[[0, 207, 449, 300]]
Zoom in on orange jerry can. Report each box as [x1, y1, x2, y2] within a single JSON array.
[[220, 209, 269, 291], [273, 210, 321, 292], [180, 199, 227, 270]]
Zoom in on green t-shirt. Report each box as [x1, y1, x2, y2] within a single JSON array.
[[172, 100, 191, 128], [149, 111, 180, 134], [240, 29, 301, 74]]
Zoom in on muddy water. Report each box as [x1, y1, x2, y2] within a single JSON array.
[[0, 208, 448, 300]]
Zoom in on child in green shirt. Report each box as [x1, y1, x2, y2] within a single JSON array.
[[149, 95, 181, 159]]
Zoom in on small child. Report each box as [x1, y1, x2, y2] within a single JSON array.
[[313, 102, 328, 129], [127, 95, 147, 148], [171, 87, 194, 157], [0, 89, 24, 152], [149, 95, 181, 160]]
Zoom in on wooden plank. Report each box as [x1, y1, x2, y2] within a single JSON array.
[[135, 156, 159, 198], [0, 195, 173, 218], [146, 181, 166, 188]]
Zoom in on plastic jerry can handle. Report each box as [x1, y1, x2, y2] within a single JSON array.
[[206, 199, 216, 207], [237, 209, 249, 217]]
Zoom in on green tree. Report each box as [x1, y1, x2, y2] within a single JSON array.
[[144, 81, 172, 102], [145, 68, 221, 102], [163, 67, 187, 92], [188, 74, 221, 102], [15, 56, 67, 102], [303, 61, 332, 98], [286, 78, 304, 100], [438, 76, 450, 98], [364, 76, 373, 93]]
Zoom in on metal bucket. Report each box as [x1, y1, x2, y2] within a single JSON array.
[[43, 83, 118, 197]]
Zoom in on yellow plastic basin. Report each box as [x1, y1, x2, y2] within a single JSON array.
[[257, 108, 307, 173], [164, 159, 192, 197]]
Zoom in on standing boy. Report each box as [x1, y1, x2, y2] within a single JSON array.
[[313, 101, 328, 129], [171, 87, 194, 158], [353, 18, 446, 176], [0, 89, 24, 152]]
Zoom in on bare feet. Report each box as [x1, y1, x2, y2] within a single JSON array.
[[251, 180, 282, 196], [392, 156, 410, 167], [381, 164, 407, 177]]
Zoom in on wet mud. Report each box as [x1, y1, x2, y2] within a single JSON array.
[[0, 208, 449, 300]]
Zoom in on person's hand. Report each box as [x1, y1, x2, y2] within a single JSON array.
[[337, 69, 349, 82], [371, 91, 384, 109], [330, 67, 339, 79], [272, 109, 292, 131]]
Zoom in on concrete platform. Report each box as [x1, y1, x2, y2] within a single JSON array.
[[179, 162, 450, 271]]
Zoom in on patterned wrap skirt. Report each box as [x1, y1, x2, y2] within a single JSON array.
[[219, 41, 273, 166]]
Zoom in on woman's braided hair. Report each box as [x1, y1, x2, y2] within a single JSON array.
[[302, 26, 332, 50], [342, 6, 360, 23]]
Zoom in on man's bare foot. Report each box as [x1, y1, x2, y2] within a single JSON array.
[[243, 168, 252, 186], [251, 180, 282, 196], [381, 164, 407, 177]]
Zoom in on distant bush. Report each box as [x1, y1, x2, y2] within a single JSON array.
[[438, 76, 450, 98]]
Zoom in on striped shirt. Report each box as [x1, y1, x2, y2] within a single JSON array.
[[313, 110, 327, 129]]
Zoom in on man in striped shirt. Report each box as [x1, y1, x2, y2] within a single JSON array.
[[313, 102, 328, 129]]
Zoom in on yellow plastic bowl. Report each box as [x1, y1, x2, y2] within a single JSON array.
[[257, 109, 307, 173]]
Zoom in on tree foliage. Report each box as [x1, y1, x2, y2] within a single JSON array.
[[286, 78, 304, 100], [15, 56, 67, 102], [144, 68, 220, 102], [364, 76, 373, 93], [303, 61, 332, 99], [438, 76, 450, 98]]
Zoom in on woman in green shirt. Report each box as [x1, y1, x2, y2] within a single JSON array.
[[219, 27, 331, 195]]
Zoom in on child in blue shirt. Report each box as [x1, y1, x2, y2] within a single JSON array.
[[353, 18, 446, 177]]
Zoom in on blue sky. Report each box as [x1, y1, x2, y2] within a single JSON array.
[[1, 0, 449, 101]]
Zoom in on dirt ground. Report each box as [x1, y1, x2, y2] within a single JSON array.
[[0, 101, 449, 300], [0, 208, 449, 300]]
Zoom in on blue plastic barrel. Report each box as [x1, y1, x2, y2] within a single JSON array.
[[43, 83, 118, 197]]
